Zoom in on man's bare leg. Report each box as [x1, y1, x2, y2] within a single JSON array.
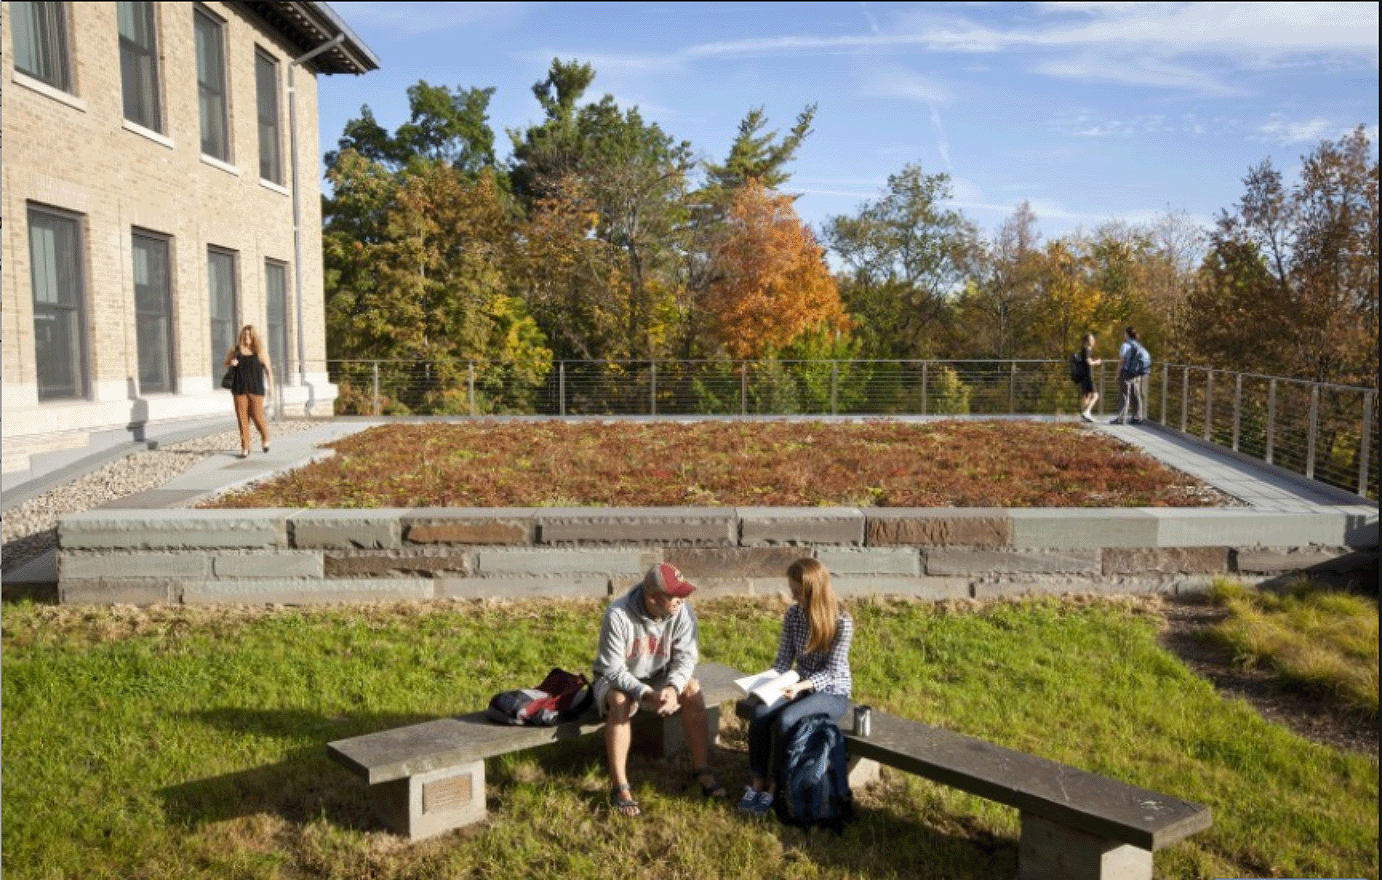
[[604, 691, 640, 815], [677, 678, 725, 796]]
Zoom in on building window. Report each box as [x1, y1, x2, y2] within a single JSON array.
[[133, 231, 174, 394], [255, 49, 283, 184], [118, 1, 161, 131], [11, 1, 71, 91], [208, 247, 237, 375], [193, 6, 229, 161], [265, 259, 288, 379], [28, 206, 87, 400]]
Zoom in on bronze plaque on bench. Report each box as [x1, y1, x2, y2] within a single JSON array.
[[423, 773, 474, 813]]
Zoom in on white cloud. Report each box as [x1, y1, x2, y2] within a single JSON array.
[[860, 67, 952, 105], [669, 3, 1376, 95], [1255, 115, 1351, 145]]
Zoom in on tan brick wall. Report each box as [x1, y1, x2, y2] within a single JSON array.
[[2, 1, 336, 462]]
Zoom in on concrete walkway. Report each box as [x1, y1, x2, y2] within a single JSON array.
[[4, 416, 1375, 596]]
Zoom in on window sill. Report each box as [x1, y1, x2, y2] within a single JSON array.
[[122, 120, 173, 149], [200, 154, 241, 177], [11, 71, 86, 112], [259, 178, 290, 197]]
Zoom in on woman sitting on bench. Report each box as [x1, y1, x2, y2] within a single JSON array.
[[738, 558, 854, 816]]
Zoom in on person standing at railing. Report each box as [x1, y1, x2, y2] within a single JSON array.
[[1112, 327, 1151, 425], [1075, 333, 1103, 422]]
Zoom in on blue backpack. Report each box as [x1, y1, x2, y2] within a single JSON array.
[[773, 713, 854, 832], [1126, 342, 1151, 376]]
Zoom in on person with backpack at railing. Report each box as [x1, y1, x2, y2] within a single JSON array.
[[1112, 326, 1152, 425]]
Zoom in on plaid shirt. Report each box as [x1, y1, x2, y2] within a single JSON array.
[[771, 604, 853, 697]]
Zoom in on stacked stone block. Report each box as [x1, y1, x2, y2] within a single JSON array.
[[55, 505, 1379, 606]]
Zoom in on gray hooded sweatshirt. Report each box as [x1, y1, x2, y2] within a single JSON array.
[[593, 586, 699, 702]]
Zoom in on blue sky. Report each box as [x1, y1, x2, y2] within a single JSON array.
[[318, 1, 1379, 243]]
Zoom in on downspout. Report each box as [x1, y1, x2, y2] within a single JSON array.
[[287, 32, 344, 400]]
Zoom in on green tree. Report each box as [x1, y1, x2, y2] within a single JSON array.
[[327, 81, 496, 175], [702, 105, 816, 194], [327, 165, 549, 412], [1189, 125, 1378, 386], [956, 201, 1043, 359], [508, 59, 695, 360], [822, 163, 979, 358], [322, 84, 551, 412]]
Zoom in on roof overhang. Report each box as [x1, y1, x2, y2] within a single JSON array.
[[235, 1, 380, 75]]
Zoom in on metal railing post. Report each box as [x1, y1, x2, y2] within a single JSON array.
[[1204, 370, 1213, 441], [371, 361, 380, 416], [1265, 378, 1277, 464], [1160, 363, 1168, 424], [559, 361, 566, 416], [831, 361, 838, 415], [921, 362, 929, 415], [1306, 384, 1320, 479], [1232, 373, 1242, 451], [650, 361, 658, 415], [1009, 361, 1017, 414], [468, 362, 476, 417], [1180, 367, 1189, 432], [1359, 391, 1375, 497], [740, 361, 747, 415]]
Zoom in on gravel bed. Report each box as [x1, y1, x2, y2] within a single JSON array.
[[2, 420, 323, 574]]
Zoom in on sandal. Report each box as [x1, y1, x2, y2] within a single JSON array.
[[693, 767, 728, 799], [611, 783, 641, 817]]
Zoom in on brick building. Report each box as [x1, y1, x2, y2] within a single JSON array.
[[2, 1, 377, 475]]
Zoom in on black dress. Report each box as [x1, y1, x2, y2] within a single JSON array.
[[1076, 350, 1095, 395], [228, 351, 267, 396]]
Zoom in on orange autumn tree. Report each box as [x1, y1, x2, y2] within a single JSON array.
[[703, 180, 849, 358]]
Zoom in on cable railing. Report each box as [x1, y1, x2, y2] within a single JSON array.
[[323, 358, 1379, 501]]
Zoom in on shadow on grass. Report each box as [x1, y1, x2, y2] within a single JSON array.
[[158, 707, 1018, 879], [487, 721, 1019, 879], [158, 708, 437, 832]]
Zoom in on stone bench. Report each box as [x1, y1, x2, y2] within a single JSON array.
[[736, 701, 1210, 880], [326, 661, 745, 840]]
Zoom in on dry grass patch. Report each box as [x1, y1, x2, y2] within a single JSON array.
[[1205, 580, 1380, 716], [204, 420, 1234, 509]]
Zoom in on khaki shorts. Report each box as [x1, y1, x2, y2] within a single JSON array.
[[593, 671, 674, 717]]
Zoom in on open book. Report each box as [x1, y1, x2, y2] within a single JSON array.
[[734, 668, 800, 710]]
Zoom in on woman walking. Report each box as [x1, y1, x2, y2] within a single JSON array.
[[224, 324, 273, 458], [1076, 332, 1102, 422]]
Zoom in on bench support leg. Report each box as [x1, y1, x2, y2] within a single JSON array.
[[369, 760, 487, 841], [1018, 812, 1152, 880], [847, 755, 881, 789], [631, 704, 721, 758]]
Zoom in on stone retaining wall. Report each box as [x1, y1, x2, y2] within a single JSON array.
[[55, 506, 1379, 605]]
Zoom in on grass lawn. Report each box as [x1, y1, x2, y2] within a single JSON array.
[[202, 420, 1232, 509], [2, 591, 1376, 880]]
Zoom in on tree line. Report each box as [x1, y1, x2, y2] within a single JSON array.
[[322, 59, 1378, 412]]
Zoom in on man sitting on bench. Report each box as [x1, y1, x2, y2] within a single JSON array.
[[593, 563, 728, 816]]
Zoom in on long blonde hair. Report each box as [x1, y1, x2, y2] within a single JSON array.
[[787, 558, 839, 656], [233, 324, 267, 360]]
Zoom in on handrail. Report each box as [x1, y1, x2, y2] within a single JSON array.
[[317, 358, 1378, 502]]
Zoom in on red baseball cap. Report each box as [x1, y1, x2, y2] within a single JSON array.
[[644, 562, 696, 598]]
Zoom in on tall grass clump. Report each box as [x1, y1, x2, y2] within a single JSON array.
[[2, 595, 1376, 880], [1205, 579, 1380, 716]]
